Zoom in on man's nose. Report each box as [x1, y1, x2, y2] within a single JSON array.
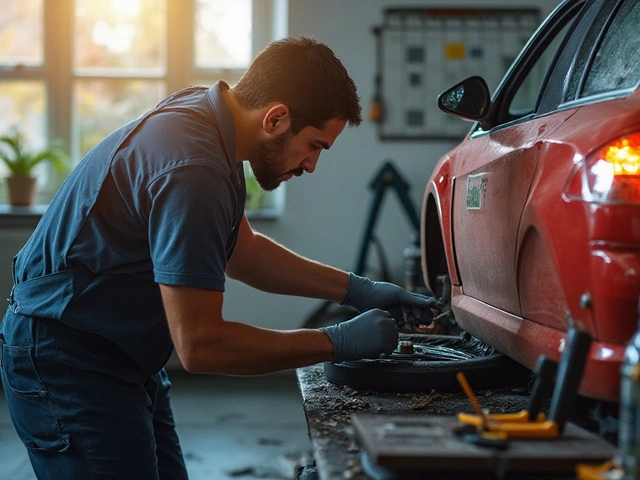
[[301, 153, 320, 173]]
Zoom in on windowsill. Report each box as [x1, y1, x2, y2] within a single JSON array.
[[0, 204, 48, 228], [0, 203, 281, 226], [0, 204, 49, 216]]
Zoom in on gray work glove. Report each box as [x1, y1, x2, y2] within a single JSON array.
[[321, 309, 399, 363], [341, 272, 443, 328]]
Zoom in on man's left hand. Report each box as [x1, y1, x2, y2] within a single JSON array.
[[340, 272, 443, 327]]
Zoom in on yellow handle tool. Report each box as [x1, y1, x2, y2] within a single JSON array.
[[456, 371, 559, 439]]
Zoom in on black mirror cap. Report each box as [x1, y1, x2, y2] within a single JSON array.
[[437, 76, 491, 122]]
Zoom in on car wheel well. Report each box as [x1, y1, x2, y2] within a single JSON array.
[[424, 194, 448, 295]]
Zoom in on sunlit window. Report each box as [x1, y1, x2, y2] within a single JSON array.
[[0, 81, 48, 184], [195, 0, 252, 69], [0, 0, 43, 67], [0, 0, 283, 215], [0, 82, 46, 146], [73, 0, 168, 159], [75, 0, 166, 72], [0, 0, 46, 182]]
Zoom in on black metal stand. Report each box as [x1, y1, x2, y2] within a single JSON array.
[[353, 160, 420, 278], [302, 160, 420, 328]]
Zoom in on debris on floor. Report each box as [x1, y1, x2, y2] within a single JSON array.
[[225, 450, 314, 479]]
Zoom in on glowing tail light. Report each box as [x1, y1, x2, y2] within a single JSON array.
[[567, 132, 640, 204]]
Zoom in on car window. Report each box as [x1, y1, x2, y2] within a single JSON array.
[[508, 20, 574, 117], [582, 0, 640, 96], [564, 0, 617, 101]]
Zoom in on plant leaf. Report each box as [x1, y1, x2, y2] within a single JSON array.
[[0, 129, 69, 176]]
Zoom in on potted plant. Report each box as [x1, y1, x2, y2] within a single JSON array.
[[0, 128, 69, 206]]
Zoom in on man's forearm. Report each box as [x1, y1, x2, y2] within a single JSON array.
[[162, 283, 337, 374], [228, 232, 349, 303], [179, 320, 336, 375]]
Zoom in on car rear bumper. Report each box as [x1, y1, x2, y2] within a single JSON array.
[[590, 243, 640, 345], [452, 288, 624, 402]]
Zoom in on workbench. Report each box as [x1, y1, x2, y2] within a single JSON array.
[[296, 364, 614, 480]]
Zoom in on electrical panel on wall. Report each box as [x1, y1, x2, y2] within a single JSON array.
[[372, 7, 540, 141]]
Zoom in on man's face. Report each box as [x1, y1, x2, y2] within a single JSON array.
[[249, 118, 347, 191]]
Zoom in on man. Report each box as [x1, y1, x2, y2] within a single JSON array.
[[0, 37, 439, 479]]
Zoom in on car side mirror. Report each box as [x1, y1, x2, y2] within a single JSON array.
[[438, 76, 491, 122]]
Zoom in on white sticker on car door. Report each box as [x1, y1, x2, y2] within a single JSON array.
[[466, 173, 487, 210]]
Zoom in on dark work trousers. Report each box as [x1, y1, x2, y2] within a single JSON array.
[[0, 309, 188, 479]]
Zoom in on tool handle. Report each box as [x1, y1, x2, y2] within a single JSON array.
[[548, 328, 592, 433], [456, 372, 488, 428], [527, 355, 558, 421]]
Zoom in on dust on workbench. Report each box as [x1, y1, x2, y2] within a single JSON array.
[[297, 364, 535, 479], [299, 363, 533, 418]]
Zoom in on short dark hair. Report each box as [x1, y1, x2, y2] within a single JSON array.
[[232, 36, 362, 134]]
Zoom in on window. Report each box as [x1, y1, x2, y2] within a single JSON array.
[[563, 0, 616, 102], [73, 0, 168, 158], [582, 0, 640, 97], [508, 19, 573, 118], [0, 0, 47, 181], [0, 0, 287, 215]]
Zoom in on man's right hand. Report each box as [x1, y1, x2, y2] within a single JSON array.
[[320, 309, 398, 363]]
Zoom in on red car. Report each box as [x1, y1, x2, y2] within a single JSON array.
[[420, 0, 640, 402]]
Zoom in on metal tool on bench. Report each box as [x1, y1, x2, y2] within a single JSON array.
[[458, 354, 555, 426], [457, 327, 592, 439], [454, 371, 509, 450]]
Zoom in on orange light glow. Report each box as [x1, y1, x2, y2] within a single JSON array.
[[586, 132, 640, 204], [600, 133, 640, 175]]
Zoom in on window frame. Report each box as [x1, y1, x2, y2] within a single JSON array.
[[468, 0, 587, 138], [0, 0, 287, 211]]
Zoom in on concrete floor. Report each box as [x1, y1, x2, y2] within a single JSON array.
[[0, 370, 314, 480]]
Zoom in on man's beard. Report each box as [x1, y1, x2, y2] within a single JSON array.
[[248, 129, 303, 191]]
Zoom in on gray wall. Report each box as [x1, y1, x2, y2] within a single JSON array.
[[0, 0, 560, 333]]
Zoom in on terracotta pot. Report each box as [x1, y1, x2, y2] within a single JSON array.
[[6, 176, 37, 206]]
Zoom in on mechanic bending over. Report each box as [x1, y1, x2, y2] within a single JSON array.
[[0, 36, 440, 479]]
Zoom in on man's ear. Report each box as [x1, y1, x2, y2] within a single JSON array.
[[263, 104, 291, 135]]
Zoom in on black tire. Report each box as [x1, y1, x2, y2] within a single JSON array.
[[324, 333, 531, 392]]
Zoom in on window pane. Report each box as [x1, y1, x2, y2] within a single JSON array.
[[0, 0, 43, 66], [509, 20, 572, 116], [74, 0, 166, 71], [564, 1, 615, 102], [583, 0, 640, 97], [74, 80, 165, 158], [195, 0, 252, 69], [0, 81, 46, 179], [0, 81, 46, 139]]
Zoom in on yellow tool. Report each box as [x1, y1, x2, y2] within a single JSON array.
[[458, 410, 545, 425], [576, 460, 623, 480], [456, 327, 592, 439], [456, 371, 557, 439], [455, 371, 491, 428]]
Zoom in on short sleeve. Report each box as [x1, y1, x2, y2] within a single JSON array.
[[147, 163, 239, 291]]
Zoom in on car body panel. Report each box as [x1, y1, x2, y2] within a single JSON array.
[[427, 92, 640, 401], [452, 109, 578, 317], [451, 285, 623, 401], [421, 0, 640, 402]]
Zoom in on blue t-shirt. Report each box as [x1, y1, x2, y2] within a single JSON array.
[[9, 81, 246, 372]]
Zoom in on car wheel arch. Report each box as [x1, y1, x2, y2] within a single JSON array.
[[423, 193, 449, 296]]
